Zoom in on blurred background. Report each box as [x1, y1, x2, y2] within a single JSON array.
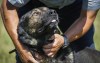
[[0, 1, 100, 63]]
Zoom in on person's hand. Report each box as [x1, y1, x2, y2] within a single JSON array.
[[18, 47, 39, 63], [43, 34, 64, 57]]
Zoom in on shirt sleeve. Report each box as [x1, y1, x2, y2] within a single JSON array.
[[82, 0, 100, 10], [8, 0, 30, 7]]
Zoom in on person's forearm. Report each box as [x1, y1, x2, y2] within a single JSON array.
[[0, 0, 29, 60], [1, 0, 39, 63], [64, 10, 98, 42]]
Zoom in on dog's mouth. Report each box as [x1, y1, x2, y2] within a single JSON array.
[[49, 19, 59, 29], [36, 19, 59, 35]]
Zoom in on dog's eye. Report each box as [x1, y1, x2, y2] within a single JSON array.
[[49, 12, 53, 15]]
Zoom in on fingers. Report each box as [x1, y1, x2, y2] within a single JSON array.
[[43, 34, 64, 57], [43, 47, 58, 53], [48, 35, 55, 40], [43, 38, 58, 49], [20, 49, 39, 63], [43, 48, 56, 57], [43, 43, 54, 49], [43, 39, 59, 57], [28, 56, 39, 63]]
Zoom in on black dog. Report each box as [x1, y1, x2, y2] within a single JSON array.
[[18, 7, 60, 47], [17, 7, 100, 63], [17, 7, 61, 62]]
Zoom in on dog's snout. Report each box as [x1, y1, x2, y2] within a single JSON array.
[[49, 10, 56, 15]]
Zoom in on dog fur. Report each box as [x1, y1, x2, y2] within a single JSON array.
[[18, 7, 60, 47]]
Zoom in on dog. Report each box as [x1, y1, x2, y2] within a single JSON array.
[[18, 7, 60, 47], [17, 7, 61, 62], [17, 7, 100, 63]]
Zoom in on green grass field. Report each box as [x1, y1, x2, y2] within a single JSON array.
[[0, 17, 16, 62], [0, 1, 100, 63], [94, 11, 100, 50]]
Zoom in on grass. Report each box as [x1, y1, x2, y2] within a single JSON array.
[[0, 17, 16, 63], [94, 11, 100, 50]]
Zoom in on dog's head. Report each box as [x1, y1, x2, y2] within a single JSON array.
[[20, 7, 59, 36], [36, 7, 59, 33]]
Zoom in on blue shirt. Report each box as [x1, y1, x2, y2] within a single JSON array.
[[8, 0, 100, 10]]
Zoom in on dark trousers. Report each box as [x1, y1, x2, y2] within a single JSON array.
[[16, 0, 95, 63]]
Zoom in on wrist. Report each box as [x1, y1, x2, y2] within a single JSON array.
[[62, 34, 70, 48]]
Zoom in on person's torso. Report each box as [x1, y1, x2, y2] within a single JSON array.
[[39, 0, 76, 9]]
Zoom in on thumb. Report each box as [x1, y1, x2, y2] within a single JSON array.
[[48, 35, 55, 40]]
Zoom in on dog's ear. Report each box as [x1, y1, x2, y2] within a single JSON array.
[[20, 10, 32, 23]]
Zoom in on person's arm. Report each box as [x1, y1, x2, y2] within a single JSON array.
[[0, 0, 38, 63], [66, 0, 100, 42], [43, 9, 99, 57], [64, 10, 99, 42]]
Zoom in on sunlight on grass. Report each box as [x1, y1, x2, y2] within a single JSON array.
[[0, 16, 16, 63], [94, 11, 100, 50]]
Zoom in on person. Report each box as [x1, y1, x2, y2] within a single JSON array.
[[1, 0, 100, 63]]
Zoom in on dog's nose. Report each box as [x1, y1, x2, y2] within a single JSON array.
[[49, 10, 57, 15]]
